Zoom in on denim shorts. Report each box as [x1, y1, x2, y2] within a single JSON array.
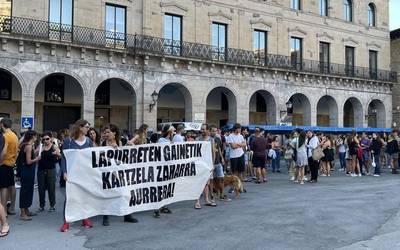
[[213, 163, 224, 178]]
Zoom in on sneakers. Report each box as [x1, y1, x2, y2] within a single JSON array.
[[351, 173, 357, 177], [290, 176, 295, 181], [358, 174, 362, 177], [373, 174, 380, 177], [49, 207, 55, 212], [60, 222, 70, 232], [82, 219, 93, 228], [37, 207, 45, 213]]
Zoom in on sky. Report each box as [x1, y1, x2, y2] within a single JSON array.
[[391, 0, 400, 30]]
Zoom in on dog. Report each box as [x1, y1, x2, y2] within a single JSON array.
[[223, 175, 244, 198]]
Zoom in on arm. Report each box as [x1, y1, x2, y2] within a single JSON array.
[[0, 140, 7, 163], [25, 144, 40, 165]]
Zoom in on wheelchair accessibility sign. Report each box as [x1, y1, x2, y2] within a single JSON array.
[[21, 117, 34, 129]]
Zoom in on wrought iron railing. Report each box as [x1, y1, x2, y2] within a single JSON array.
[[0, 15, 397, 82]]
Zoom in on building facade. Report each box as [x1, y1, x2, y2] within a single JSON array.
[[391, 28, 400, 127], [0, 0, 396, 132]]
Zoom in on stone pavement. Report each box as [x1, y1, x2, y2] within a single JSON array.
[[2, 166, 400, 250]]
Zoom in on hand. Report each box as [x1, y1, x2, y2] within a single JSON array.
[[63, 172, 68, 181], [36, 155, 41, 162]]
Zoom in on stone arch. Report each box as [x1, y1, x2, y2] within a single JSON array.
[[92, 74, 138, 99], [206, 86, 237, 127], [0, 66, 26, 94], [367, 99, 385, 128], [288, 93, 311, 126], [34, 72, 86, 132], [94, 78, 137, 131], [32, 70, 88, 97], [0, 68, 24, 130], [156, 82, 193, 122], [248, 89, 277, 125], [343, 97, 363, 127], [317, 95, 339, 127]]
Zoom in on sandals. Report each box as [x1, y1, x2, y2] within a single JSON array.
[[204, 201, 217, 207], [194, 203, 202, 209], [0, 224, 10, 237]]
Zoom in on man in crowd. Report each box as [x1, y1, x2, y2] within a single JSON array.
[[306, 130, 319, 183], [250, 128, 268, 183], [226, 123, 246, 181], [393, 129, 400, 174], [210, 125, 228, 201], [360, 132, 371, 175], [0, 118, 18, 215], [195, 124, 217, 209], [172, 125, 185, 142]]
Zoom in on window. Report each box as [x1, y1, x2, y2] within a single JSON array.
[[344, 0, 353, 22], [319, 0, 328, 16], [368, 3, 376, 27], [164, 14, 182, 56], [49, 0, 73, 41], [369, 50, 378, 79], [212, 22, 227, 61], [290, 37, 302, 70], [0, 0, 12, 33], [345, 46, 355, 76], [45, 75, 65, 103], [95, 80, 110, 105], [253, 30, 267, 65], [105, 4, 126, 48], [0, 0, 12, 16], [319, 42, 330, 73], [0, 71, 12, 100], [291, 0, 301, 10]]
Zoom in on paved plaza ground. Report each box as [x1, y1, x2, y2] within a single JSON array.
[[2, 164, 400, 250]]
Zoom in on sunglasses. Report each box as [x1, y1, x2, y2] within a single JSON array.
[[42, 137, 51, 141]]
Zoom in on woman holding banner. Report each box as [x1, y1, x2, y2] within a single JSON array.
[[101, 124, 139, 226], [60, 119, 93, 232]]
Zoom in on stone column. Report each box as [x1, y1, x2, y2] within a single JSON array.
[[83, 96, 95, 126], [21, 93, 35, 130]]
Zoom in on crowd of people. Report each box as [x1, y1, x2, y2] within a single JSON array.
[[0, 116, 399, 237]]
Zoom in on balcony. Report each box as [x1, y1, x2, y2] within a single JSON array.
[[0, 15, 397, 83]]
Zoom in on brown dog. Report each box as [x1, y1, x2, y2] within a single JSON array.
[[223, 175, 243, 198]]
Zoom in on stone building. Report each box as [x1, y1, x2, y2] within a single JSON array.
[[0, 0, 396, 132], [391, 28, 400, 127]]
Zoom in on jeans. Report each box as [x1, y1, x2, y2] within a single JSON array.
[[339, 152, 346, 169], [272, 150, 281, 171], [37, 169, 56, 208], [373, 154, 381, 175]]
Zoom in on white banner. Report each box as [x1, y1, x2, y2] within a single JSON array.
[[64, 142, 213, 222]]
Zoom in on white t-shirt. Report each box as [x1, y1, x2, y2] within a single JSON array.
[[226, 133, 245, 159], [172, 134, 185, 142]]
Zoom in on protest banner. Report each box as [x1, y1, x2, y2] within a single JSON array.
[[64, 141, 213, 222]]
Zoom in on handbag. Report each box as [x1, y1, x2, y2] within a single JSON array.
[[312, 146, 325, 161]]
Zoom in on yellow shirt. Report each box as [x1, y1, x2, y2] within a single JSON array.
[[2, 130, 19, 166]]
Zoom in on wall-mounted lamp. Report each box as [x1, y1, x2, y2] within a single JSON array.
[[149, 90, 159, 112]]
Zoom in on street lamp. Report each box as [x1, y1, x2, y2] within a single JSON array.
[[149, 90, 159, 112], [286, 100, 293, 115]]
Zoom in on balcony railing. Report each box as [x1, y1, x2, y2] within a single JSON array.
[[0, 15, 397, 82]]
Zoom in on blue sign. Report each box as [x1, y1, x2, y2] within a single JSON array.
[[21, 116, 34, 129]]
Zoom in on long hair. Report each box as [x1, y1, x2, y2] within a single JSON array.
[[298, 131, 306, 147], [88, 127, 100, 146], [103, 123, 120, 143], [22, 130, 37, 143], [137, 124, 149, 141], [70, 119, 89, 140]]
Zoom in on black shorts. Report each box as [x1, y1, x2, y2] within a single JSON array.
[[230, 155, 245, 173], [0, 165, 15, 188], [252, 156, 266, 168]]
